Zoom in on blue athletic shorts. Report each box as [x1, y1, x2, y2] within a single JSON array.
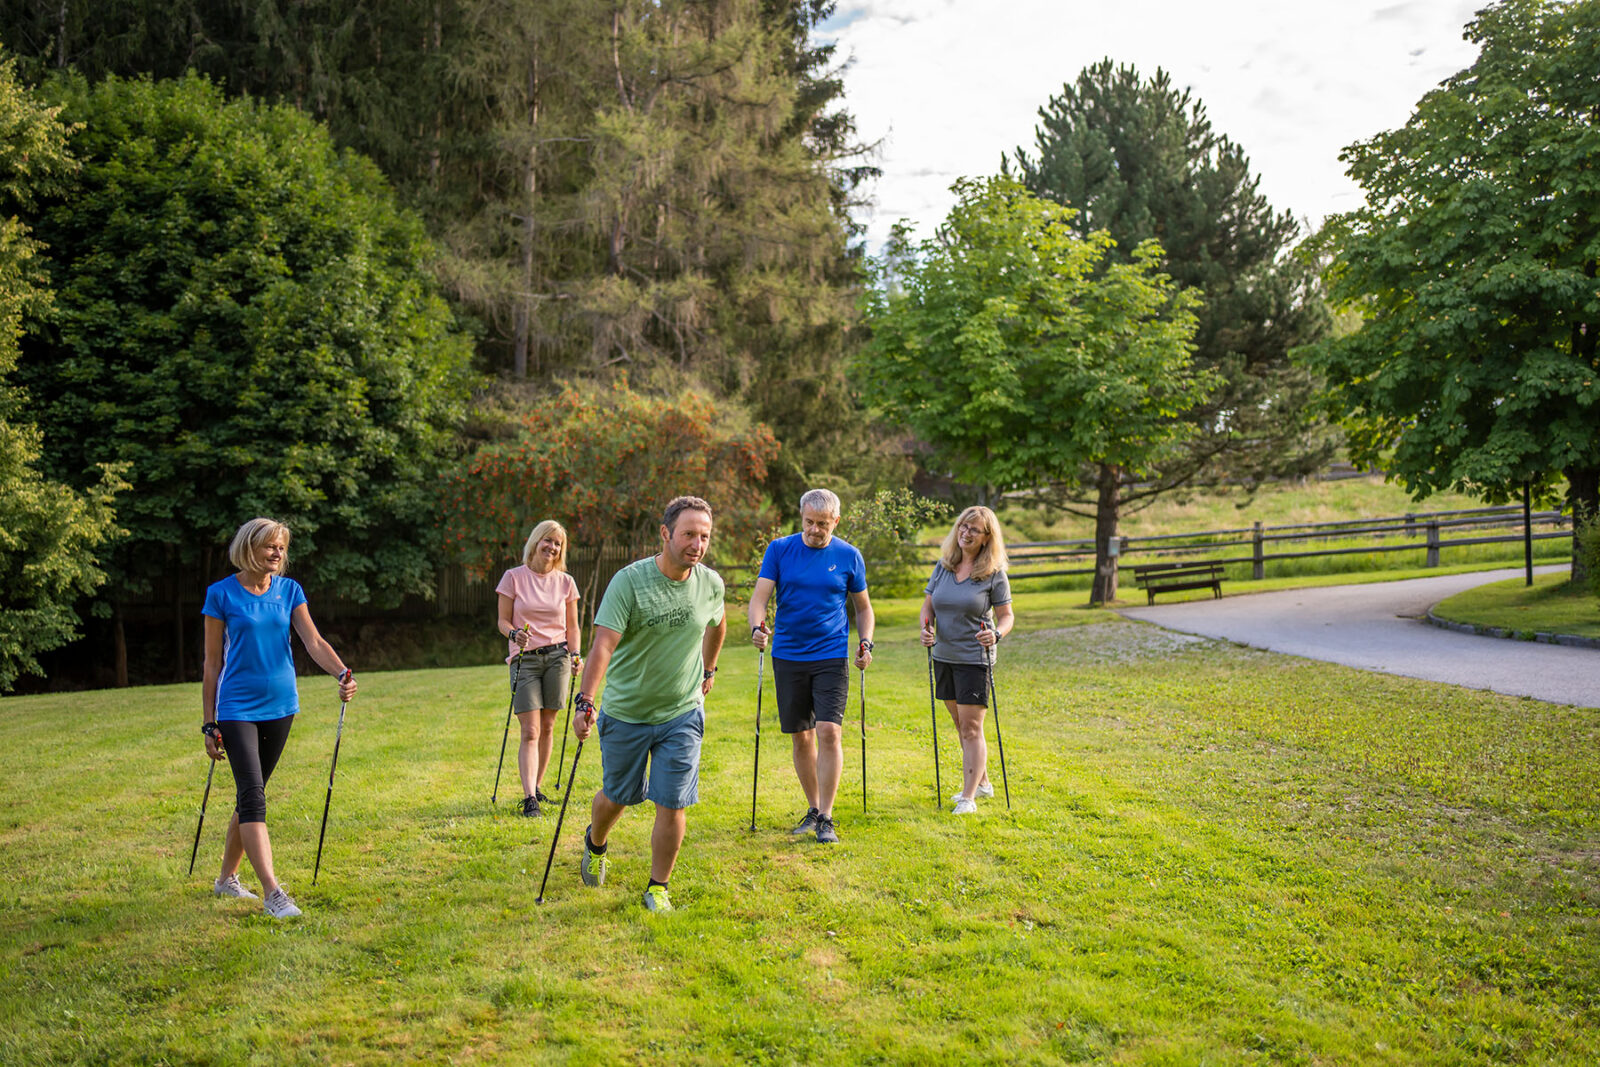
[[597, 704, 704, 809]]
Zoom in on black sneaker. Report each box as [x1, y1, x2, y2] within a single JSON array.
[[521, 794, 541, 817], [815, 814, 838, 844], [791, 807, 820, 835]]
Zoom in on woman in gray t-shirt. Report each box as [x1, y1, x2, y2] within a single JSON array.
[[920, 505, 1014, 814]]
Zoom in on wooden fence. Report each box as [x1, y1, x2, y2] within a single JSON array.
[[309, 505, 1576, 611], [120, 506, 1573, 622], [993, 505, 1573, 583]]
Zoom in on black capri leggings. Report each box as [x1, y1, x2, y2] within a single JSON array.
[[217, 716, 295, 825]]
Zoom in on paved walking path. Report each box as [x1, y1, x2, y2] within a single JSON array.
[[1118, 567, 1600, 709]]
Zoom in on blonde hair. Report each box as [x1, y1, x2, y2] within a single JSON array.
[[939, 505, 1008, 579], [228, 518, 291, 572], [522, 519, 570, 572]]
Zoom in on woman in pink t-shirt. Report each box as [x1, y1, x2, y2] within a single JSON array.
[[494, 520, 582, 815]]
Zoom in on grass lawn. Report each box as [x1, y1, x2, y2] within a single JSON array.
[[1432, 575, 1600, 639], [3, 594, 1597, 1064]]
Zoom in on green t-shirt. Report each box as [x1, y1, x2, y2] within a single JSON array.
[[593, 556, 726, 725]]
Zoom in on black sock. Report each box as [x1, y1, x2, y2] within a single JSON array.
[[648, 878, 668, 890], [585, 825, 607, 855]]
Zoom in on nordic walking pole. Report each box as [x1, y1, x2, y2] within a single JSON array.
[[492, 625, 528, 804], [312, 668, 355, 885], [858, 642, 869, 815], [926, 643, 941, 808], [187, 758, 217, 876], [552, 659, 575, 789], [979, 621, 1011, 809], [749, 639, 765, 831], [535, 737, 586, 904]]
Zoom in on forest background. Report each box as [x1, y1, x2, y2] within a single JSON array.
[[1, 0, 1596, 692]]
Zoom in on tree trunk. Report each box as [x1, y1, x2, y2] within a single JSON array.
[[1568, 463, 1598, 585], [429, 1, 442, 179], [512, 56, 540, 380], [113, 606, 129, 688], [173, 553, 186, 683], [1089, 462, 1122, 605]]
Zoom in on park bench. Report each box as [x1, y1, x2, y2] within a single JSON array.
[[1131, 561, 1226, 605]]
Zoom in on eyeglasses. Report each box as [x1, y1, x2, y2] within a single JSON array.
[[958, 522, 989, 535]]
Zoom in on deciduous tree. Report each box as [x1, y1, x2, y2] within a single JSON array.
[[0, 50, 124, 690], [1009, 60, 1336, 500], [856, 177, 1208, 603], [16, 73, 475, 678], [439, 378, 779, 605], [1305, 0, 1600, 579]]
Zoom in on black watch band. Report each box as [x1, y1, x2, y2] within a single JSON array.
[[201, 722, 221, 738], [703, 667, 717, 680], [858, 639, 874, 652]]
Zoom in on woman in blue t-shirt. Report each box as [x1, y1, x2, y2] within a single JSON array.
[[201, 517, 356, 919], [920, 505, 1013, 815]]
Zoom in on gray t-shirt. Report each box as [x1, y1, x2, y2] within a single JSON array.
[[925, 563, 1012, 665]]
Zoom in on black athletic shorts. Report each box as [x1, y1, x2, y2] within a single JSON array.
[[772, 657, 849, 733], [933, 659, 989, 707]]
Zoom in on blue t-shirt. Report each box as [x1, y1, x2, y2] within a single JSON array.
[[202, 574, 308, 721], [758, 533, 867, 661]]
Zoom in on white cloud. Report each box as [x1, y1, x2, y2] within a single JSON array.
[[823, 0, 1482, 248]]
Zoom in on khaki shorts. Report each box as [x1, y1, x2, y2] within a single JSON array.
[[511, 649, 571, 713]]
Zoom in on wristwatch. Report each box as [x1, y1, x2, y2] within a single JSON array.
[[858, 639, 874, 652], [201, 722, 221, 739], [703, 667, 718, 680]]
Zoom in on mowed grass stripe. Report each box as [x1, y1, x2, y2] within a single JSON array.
[[2, 597, 1596, 1064]]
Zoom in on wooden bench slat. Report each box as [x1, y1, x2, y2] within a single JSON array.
[[1130, 561, 1226, 605]]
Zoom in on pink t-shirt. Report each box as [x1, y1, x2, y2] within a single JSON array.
[[494, 565, 580, 662]]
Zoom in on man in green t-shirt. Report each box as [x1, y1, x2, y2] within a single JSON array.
[[572, 496, 727, 913]]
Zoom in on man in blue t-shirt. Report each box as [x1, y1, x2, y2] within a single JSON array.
[[748, 488, 875, 844]]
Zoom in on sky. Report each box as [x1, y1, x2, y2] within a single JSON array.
[[820, 0, 1485, 250]]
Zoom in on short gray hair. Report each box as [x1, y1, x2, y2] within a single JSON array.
[[798, 488, 840, 517]]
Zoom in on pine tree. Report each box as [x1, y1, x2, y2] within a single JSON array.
[[0, 0, 885, 504]]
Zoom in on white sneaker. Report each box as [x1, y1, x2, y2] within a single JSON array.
[[950, 783, 995, 803], [263, 887, 303, 919], [213, 873, 258, 899], [951, 797, 978, 815]]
